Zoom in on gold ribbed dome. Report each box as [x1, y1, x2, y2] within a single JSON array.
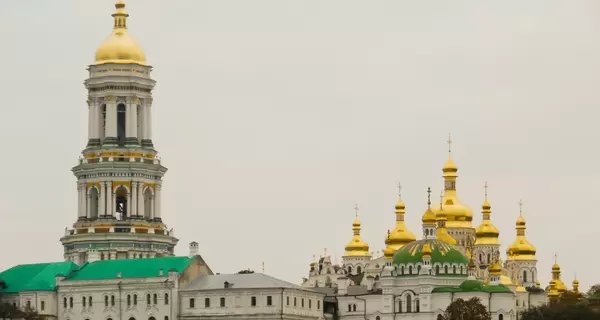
[[432, 143, 473, 229], [95, 1, 146, 65], [436, 206, 457, 245], [474, 187, 500, 245], [344, 214, 371, 257], [551, 262, 567, 293], [506, 203, 536, 261]]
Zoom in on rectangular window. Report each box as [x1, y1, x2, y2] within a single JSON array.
[[317, 300, 320, 309], [189, 298, 195, 308], [26, 301, 31, 309], [205, 298, 210, 308], [267, 296, 272, 306], [220, 297, 225, 307], [251, 296, 256, 307], [301, 298, 304, 308], [41, 301, 45, 311], [309, 299, 311, 309], [294, 297, 297, 307], [111, 295, 115, 306], [88, 296, 92, 307], [286, 296, 289, 306]]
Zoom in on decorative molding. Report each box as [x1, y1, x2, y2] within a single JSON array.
[[104, 95, 114, 102]]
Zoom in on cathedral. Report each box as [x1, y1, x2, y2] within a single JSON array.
[[301, 144, 577, 319]]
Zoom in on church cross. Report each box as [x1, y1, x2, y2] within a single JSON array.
[[484, 181, 488, 200], [397, 182, 402, 199], [447, 134, 453, 155], [354, 204, 359, 218], [519, 198, 524, 216]]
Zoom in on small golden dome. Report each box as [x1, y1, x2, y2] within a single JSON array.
[[488, 262, 502, 275], [516, 215, 526, 226], [345, 215, 371, 257], [433, 155, 474, 229], [95, 1, 146, 65], [383, 246, 395, 259], [436, 208, 457, 245], [474, 193, 500, 246], [385, 199, 416, 251], [552, 263, 560, 271], [422, 242, 432, 256], [422, 208, 436, 224], [443, 157, 458, 172], [507, 210, 536, 261], [500, 275, 515, 286]]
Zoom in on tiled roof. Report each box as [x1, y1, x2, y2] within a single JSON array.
[[66, 256, 194, 281], [0, 262, 79, 294]]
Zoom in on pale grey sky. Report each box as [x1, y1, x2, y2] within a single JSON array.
[[0, 0, 598, 290]]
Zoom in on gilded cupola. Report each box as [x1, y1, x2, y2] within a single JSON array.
[[573, 278, 580, 293], [95, 1, 147, 65], [344, 206, 371, 257], [432, 135, 473, 229], [384, 184, 416, 259], [436, 191, 458, 245], [551, 258, 567, 293], [506, 199, 537, 261], [474, 182, 500, 245]]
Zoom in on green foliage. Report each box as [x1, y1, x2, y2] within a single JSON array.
[[442, 297, 491, 320], [520, 290, 597, 320], [587, 284, 600, 296], [0, 302, 45, 320]]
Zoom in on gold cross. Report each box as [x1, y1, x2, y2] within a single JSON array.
[[447, 133, 453, 155], [519, 198, 524, 216], [354, 204, 359, 218], [427, 187, 432, 207], [397, 182, 402, 199]]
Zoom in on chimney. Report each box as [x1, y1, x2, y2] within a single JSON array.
[[366, 276, 374, 291], [55, 274, 66, 287], [224, 281, 233, 288], [87, 249, 101, 263], [337, 277, 349, 295], [188, 241, 199, 258]]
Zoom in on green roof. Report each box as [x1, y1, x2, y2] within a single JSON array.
[[66, 256, 194, 281], [0, 262, 79, 294], [432, 280, 513, 293], [393, 239, 469, 267]]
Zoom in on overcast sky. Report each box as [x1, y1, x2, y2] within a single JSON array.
[[0, 0, 598, 290]]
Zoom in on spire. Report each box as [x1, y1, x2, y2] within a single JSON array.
[[385, 185, 416, 259], [474, 181, 500, 245]]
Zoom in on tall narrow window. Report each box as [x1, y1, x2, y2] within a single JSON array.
[[189, 298, 195, 308], [294, 297, 297, 307], [63, 298, 67, 309], [357, 266, 362, 274], [105, 296, 109, 307], [436, 265, 440, 275], [101, 105, 107, 141], [309, 299, 312, 309], [147, 294, 151, 305], [301, 299, 304, 308], [286, 296, 289, 306], [453, 265, 456, 274], [89, 187, 99, 218], [164, 293, 169, 305], [204, 298, 210, 308], [111, 295, 115, 306], [267, 296, 272, 306], [251, 296, 256, 307], [220, 297, 225, 307], [409, 266, 413, 274], [89, 297, 92, 307], [144, 188, 153, 218], [444, 266, 448, 274], [499, 315, 504, 320], [398, 300, 402, 313], [83, 297, 86, 308], [317, 301, 320, 309], [523, 271, 527, 283], [134, 294, 138, 305], [41, 301, 45, 311], [127, 295, 131, 306], [115, 186, 128, 220], [406, 295, 412, 313], [347, 266, 352, 274], [416, 299, 420, 312], [153, 294, 157, 305], [70, 297, 73, 308], [117, 104, 126, 145]]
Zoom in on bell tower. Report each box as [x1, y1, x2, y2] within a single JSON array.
[[60, 1, 178, 264]]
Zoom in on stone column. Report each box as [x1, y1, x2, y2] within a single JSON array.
[[154, 184, 162, 221], [150, 194, 155, 220], [141, 100, 153, 147], [106, 182, 113, 217], [77, 183, 83, 218], [86, 192, 92, 220], [97, 102, 104, 140], [99, 182, 106, 217], [127, 187, 132, 219], [104, 96, 118, 145], [131, 182, 138, 218], [126, 97, 139, 145], [138, 184, 145, 218]]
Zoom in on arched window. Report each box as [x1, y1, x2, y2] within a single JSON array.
[[164, 317, 168, 320], [436, 265, 440, 275], [352, 304, 356, 312], [147, 294, 151, 305], [117, 104, 126, 145], [133, 294, 138, 305], [487, 253, 491, 263], [89, 187, 99, 218], [479, 253, 483, 263], [69, 297, 73, 308], [532, 270, 536, 281], [105, 295, 109, 307], [63, 297, 67, 309], [82, 297, 86, 307], [357, 266, 362, 274], [348, 304, 352, 312], [127, 295, 131, 306], [88, 296, 92, 307], [153, 294, 158, 305], [376, 317, 381, 320], [444, 265, 448, 274], [129, 318, 136, 320], [523, 271, 527, 283], [111, 295, 115, 306], [416, 298, 420, 312], [115, 186, 129, 220], [460, 265, 464, 274], [406, 295, 412, 313], [437, 315, 444, 320], [347, 266, 352, 274], [409, 266, 413, 274], [417, 265, 421, 274], [398, 300, 402, 313], [499, 315, 504, 320], [453, 265, 456, 274], [164, 293, 169, 305], [101, 105, 107, 141], [148, 317, 156, 320], [401, 266, 405, 275]]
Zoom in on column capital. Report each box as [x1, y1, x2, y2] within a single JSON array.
[[130, 96, 140, 104], [155, 184, 162, 191], [104, 95, 114, 102]]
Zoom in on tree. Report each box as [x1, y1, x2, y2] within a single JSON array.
[[520, 303, 596, 320], [442, 297, 491, 320], [587, 284, 600, 296]]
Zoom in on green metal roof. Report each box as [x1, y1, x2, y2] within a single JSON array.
[[393, 239, 469, 267], [66, 256, 194, 281], [432, 281, 513, 293], [0, 262, 79, 294]]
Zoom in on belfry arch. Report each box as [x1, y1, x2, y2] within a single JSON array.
[[88, 187, 99, 219], [115, 186, 129, 220]]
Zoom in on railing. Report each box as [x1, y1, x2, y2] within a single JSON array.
[[79, 155, 161, 165]]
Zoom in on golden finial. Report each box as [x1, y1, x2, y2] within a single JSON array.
[[397, 182, 402, 199], [427, 187, 432, 207], [484, 181, 488, 201], [387, 229, 391, 240], [447, 133, 453, 156], [354, 204, 359, 219], [554, 252, 557, 264], [440, 190, 444, 210], [113, 0, 129, 30]]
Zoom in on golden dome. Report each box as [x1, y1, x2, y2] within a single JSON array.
[[500, 275, 515, 286], [474, 191, 500, 246], [385, 199, 416, 253], [344, 215, 371, 257], [506, 205, 536, 261], [422, 207, 437, 224], [516, 285, 527, 293], [432, 145, 473, 229], [95, 1, 146, 65], [573, 279, 580, 292], [436, 207, 457, 245], [422, 242, 432, 256], [488, 262, 502, 275]]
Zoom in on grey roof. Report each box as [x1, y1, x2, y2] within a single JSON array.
[[183, 273, 319, 293]]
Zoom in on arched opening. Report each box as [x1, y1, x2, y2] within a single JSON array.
[[376, 317, 380, 320], [164, 293, 169, 305], [499, 315, 504, 320], [398, 300, 402, 313], [479, 253, 483, 263], [153, 293, 157, 305], [523, 270, 527, 283], [115, 186, 128, 220], [117, 104, 126, 145], [129, 318, 136, 320], [437, 315, 444, 320], [487, 253, 491, 263], [101, 105, 107, 141], [357, 266, 362, 274], [144, 188, 153, 218], [89, 187, 99, 219], [453, 265, 456, 274], [406, 295, 412, 313], [417, 265, 421, 274], [348, 304, 351, 312], [137, 105, 143, 140], [401, 266, 404, 275], [347, 266, 352, 274], [460, 265, 464, 274], [416, 298, 420, 312], [409, 266, 413, 274], [352, 304, 356, 312], [444, 265, 448, 274], [148, 317, 156, 320], [435, 265, 440, 274], [532, 270, 536, 281]]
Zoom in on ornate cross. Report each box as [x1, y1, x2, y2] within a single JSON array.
[[427, 187, 432, 207], [447, 133, 453, 155], [354, 204, 359, 218], [397, 182, 402, 199], [519, 198, 524, 216], [484, 181, 488, 200]]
